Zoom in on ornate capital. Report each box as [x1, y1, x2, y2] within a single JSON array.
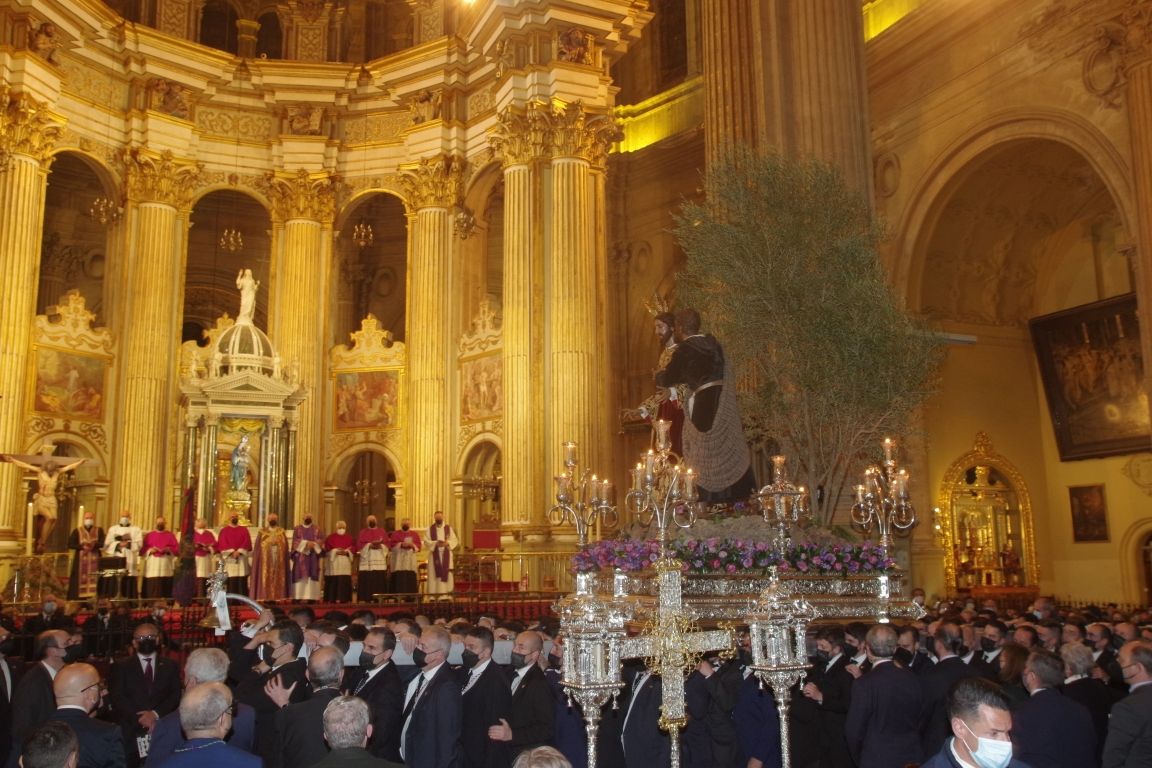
[[491, 102, 550, 167], [257, 168, 337, 222], [1084, 0, 1152, 106], [400, 154, 467, 210], [549, 101, 621, 166], [124, 148, 202, 208], [0, 86, 64, 164]]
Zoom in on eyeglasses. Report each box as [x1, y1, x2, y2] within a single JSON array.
[[80, 680, 106, 695], [227, 700, 239, 716], [135, 635, 158, 642]]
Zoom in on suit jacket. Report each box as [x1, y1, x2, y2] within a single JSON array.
[[108, 653, 183, 743], [844, 660, 923, 768], [146, 701, 256, 766], [919, 738, 1031, 768], [0, 657, 20, 766], [1012, 687, 1098, 768], [460, 661, 512, 768], [543, 668, 587, 768], [1102, 683, 1152, 768], [504, 665, 555, 760], [621, 670, 670, 768], [344, 662, 404, 762], [149, 739, 261, 768], [811, 654, 854, 768], [402, 663, 462, 768], [309, 747, 392, 768], [275, 686, 342, 768], [682, 671, 712, 768], [234, 656, 311, 765], [732, 671, 780, 768], [1062, 677, 1122, 760], [9, 662, 57, 763], [918, 656, 984, 756], [51, 706, 127, 768]]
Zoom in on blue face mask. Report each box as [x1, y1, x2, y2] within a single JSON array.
[[960, 721, 1013, 768]]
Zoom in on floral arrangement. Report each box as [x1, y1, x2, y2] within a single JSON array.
[[570, 514, 895, 575]]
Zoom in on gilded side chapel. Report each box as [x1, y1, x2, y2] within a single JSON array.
[[0, 0, 1151, 604]]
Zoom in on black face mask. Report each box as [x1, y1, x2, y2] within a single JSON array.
[[359, 651, 378, 669], [230, 517, 239, 526], [260, 643, 278, 665], [980, 638, 998, 654], [547, 654, 562, 671], [268, 520, 278, 528], [401, 524, 410, 531], [461, 650, 480, 669], [510, 652, 528, 670], [304, 518, 313, 526], [156, 524, 166, 531], [368, 521, 377, 528], [412, 648, 427, 667], [814, 649, 831, 663], [893, 647, 913, 667], [136, 638, 158, 656], [64, 644, 86, 664]]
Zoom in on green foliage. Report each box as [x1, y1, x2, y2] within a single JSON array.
[[672, 149, 942, 524]]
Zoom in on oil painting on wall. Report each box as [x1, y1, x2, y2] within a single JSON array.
[[1068, 484, 1109, 543], [460, 354, 502, 423], [334, 369, 401, 430], [31, 346, 108, 421]]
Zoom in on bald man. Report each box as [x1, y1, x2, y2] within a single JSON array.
[[52, 663, 125, 768], [487, 631, 554, 763]]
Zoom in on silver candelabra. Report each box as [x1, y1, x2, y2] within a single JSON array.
[[850, 437, 917, 552]]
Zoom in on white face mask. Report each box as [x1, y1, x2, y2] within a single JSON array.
[[119, 517, 130, 526], [960, 721, 1014, 768], [336, 528, 346, 535]]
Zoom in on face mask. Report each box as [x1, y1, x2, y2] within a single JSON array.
[[368, 521, 377, 528], [435, 519, 444, 526], [304, 518, 313, 526], [913, 596, 924, 605], [156, 524, 165, 531], [401, 524, 410, 531], [337, 528, 346, 535], [548, 654, 562, 671], [119, 517, 130, 526], [230, 517, 239, 525], [359, 651, 378, 669], [154, 610, 166, 619], [960, 721, 1014, 768], [510, 652, 529, 670], [412, 648, 427, 667], [44, 602, 56, 614], [268, 520, 278, 528], [980, 638, 998, 653], [461, 649, 480, 669], [195, 527, 205, 533], [136, 638, 158, 655], [260, 643, 277, 665], [814, 649, 831, 663], [97, 609, 108, 617], [64, 644, 86, 664], [893, 647, 913, 667], [84, 520, 94, 528], [1113, 636, 1126, 651]]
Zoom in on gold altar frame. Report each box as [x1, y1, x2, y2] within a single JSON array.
[[936, 432, 1040, 593], [332, 368, 403, 431], [28, 344, 110, 422]]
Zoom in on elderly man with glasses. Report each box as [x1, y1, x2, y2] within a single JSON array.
[[51, 662, 124, 768], [149, 683, 259, 768]]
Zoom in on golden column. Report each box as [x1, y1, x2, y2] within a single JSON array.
[[0, 90, 63, 540], [401, 155, 464, 525], [546, 104, 619, 482], [260, 170, 337, 522], [114, 149, 202, 519], [700, 0, 774, 165], [492, 104, 549, 529]]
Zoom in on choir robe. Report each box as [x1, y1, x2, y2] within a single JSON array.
[[292, 524, 323, 600], [324, 531, 354, 603], [217, 523, 254, 595], [356, 526, 389, 600]]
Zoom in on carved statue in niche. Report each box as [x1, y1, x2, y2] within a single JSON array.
[[148, 78, 190, 119], [285, 105, 322, 135], [558, 27, 590, 64], [410, 90, 441, 124], [30, 22, 60, 64]]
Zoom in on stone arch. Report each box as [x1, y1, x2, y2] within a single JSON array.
[[455, 434, 502, 551], [1117, 516, 1152, 605], [333, 190, 409, 345], [326, 442, 404, 531]]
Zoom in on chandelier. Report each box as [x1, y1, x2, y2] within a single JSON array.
[[88, 196, 121, 226], [549, 441, 617, 546], [219, 227, 244, 252], [851, 437, 917, 552], [352, 219, 374, 249]]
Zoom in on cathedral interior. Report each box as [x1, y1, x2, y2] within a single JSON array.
[[1, 0, 1151, 605]]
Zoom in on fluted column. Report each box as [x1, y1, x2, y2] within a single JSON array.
[[700, 0, 772, 166], [260, 170, 336, 524], [401, 156, 463, 526], [790, 0, 873, 199], [113, 149, 201, 520], [546, 104, 619, 480], [0, 91, 63, 540], [492, 106, 548, 528]]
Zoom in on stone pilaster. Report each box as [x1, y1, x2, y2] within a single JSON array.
[[259, 169, 337, 523], [281, 0, 335, 62], [491, 105, 549, 529], [0, 90, 63, 541], [114, 149, 201, 521], [699, 0, 771, 166], [400, 155, 464, 527]]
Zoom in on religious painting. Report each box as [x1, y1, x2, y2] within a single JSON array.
[[1068, 484, 1110, 542], [460, 354, 502, 423], [1029, 293, 1150, 461], [333, 369, 401, 430], [30, 345, 108, 422]]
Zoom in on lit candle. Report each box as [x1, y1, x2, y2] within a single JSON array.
[[555, 473, 571, 500], [883, 437, 894, 463], [684, 468, 696, 498], [632, 463, 643, 491], [563, 441, 577, 466], [896, 468, 910, 500], [590, 475, 600, 503], [601, 479, 612, 503], [644, 450, 655, 478], [854, 484, 865, 504], [654, 420, 671, 452]]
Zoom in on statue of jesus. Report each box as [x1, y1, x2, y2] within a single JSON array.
[[1, 455, 86, 553], [236, 268, 259, 325]]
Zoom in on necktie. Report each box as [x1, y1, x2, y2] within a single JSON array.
[[143, 657, 153, 689], [403, 674, 425, 719], [462, 669, 479, 694], [354, 669, 372, 695], [511, 671, 522, 694]]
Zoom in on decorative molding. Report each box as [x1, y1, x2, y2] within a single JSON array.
[[257, 168, 337, 222], [0, 87, 65, 164], [490, 101, 620, 168], [1121, 453, 1152, 496], [344, 113, 410, 143], [550, 101, 621, 166], [1083, 0, 1152, 107], [458, 299, 503, 357], [196, 108, 275, 141], [400, 154, 467, 209], [34, 290, 114, 355], [283, 104, 324, 136], [330, 314, 407, 369], [146, 78, 194, 120], [124, 148, 203, 208]]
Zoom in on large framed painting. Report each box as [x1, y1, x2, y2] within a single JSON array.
[[333, 369, 401, 430], [1029, 293, 1149, 461], [30, 345, 109, 421], [1068, 484, 1109, 543], [460, 354, 502, 423]]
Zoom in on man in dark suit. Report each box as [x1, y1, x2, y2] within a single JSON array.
[[108, 623, 181, 768], [458, 627, 511, 768], [271, 646, 345, 768], [311, 696, 391, 768], [342, 627, 403, 762], [0, 625, 20, 765], [1012, 649, 1097, 768], [487, 631, 554, 765], [51, 662, 126, 768], [8, 629, 71, 768], [1061, 642, 1122, 762], [800, 626, 854, 768], [843, 623, 872, 678], [232, 619, 311, 765], [896, 626, 932, 675], [621, 664, 670, 768], [400, 626, 462, 768], [844, 624, 923, 768], [979, 620, 1009, 677], [919, 621, 984, 757], [919, 678, 1028, 768], [1101, 640, 1152, 767], [149, 683, 260, 768], [146, 648, 256, 766]]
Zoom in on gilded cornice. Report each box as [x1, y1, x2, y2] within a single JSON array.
[[124, 148, 203, 208], [490, 102, 550, 166], [399, 153, 467, 210], [0, 86, 65, 164], [257, 168, 338, 223]]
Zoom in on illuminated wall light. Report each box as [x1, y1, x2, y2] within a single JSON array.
[[862, 0, 923, 40]]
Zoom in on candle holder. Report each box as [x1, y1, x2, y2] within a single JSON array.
[[626, 423, 701, 557], [850, 437, 917, 553], [549, 441, 618, 547], [756, 455, 811, 549]]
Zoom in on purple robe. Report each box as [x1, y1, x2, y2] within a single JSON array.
[[292, 524, 322, 582]]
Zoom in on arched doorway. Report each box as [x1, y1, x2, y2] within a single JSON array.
[[336, 449, 397, 534], [456, 439, 502, 553]]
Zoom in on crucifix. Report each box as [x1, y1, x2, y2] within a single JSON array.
[[1, 446, 86, 554]]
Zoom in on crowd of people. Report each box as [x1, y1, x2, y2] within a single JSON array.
[[3, 591, 1152, 768]]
